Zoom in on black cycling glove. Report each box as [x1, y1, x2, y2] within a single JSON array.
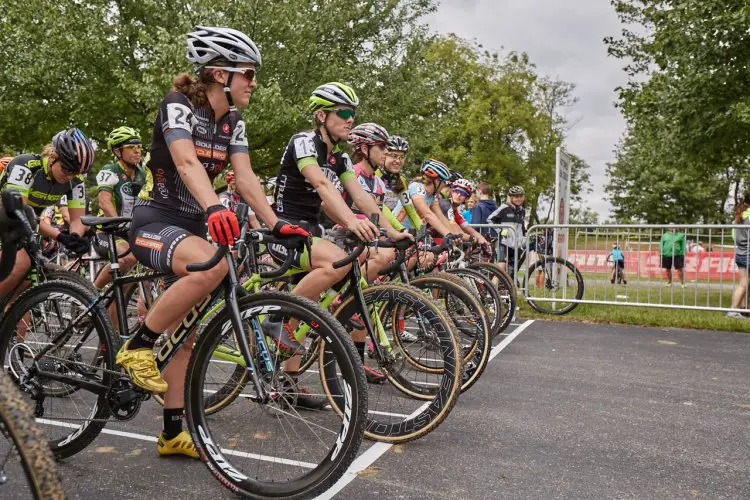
[[56, 232, 90, 255]]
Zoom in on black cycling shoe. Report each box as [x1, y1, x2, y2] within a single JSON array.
[[273, 375, 329, 410]]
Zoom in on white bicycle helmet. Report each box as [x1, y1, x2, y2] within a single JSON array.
[[186, 26, 262, 70]]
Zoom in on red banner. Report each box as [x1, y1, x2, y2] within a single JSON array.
[[567, 250, 740, 280]]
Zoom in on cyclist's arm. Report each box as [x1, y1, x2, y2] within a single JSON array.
[[68, 207, 86, 236], [98, 191, 118, 217], [232, 152, 278, 228], [168, 138, 222, 210], [300, 161, 358, 227], [38, 218, 60, 239], [382, 206, 404, 231], [403, 203, 422, 229], [411, 195, 448, 236], [462, 224, 487, 244], [341, 176, 395, 230], [428, 198, 455, 237], [66, 183, 86, 235], [248, 213, 262, 230]]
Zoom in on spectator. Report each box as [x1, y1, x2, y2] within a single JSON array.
[[660, 225, 686, 287], [728, 193, 750, 319], [462, 195, 477, 224], [472, 182, 498, 240]]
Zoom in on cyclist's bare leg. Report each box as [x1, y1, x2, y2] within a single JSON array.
[[162, 328, 196, 409], [0, 249, 30, 301], [350, 248, 397, 344], [284, 239, 350, 372], [292, 239, 350, 301], [94, 241, 137, 289], [140, 236, 227, 334]]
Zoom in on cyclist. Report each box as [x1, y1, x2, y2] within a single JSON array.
[[268, 82, 410, 382], [92, 127, 148, 291], [378, 135, 420, 225], [117, 26, 302, 458], [0, 129, 94, 299], [342, 122, 405, 383], [391, 159, 455, 239], [445, 178, 490, 247], [220, 169, 260, 229], [488, 185, 527, 273]]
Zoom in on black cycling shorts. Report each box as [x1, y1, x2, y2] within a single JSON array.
[[266, 218, 320, 271], [128, 204, 206, 273]]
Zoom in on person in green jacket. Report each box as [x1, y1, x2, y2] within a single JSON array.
[[660, 225, 686, 287]]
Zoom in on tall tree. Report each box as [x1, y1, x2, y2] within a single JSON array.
[[604, 0, 750, 222]]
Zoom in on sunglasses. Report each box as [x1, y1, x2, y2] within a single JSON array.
[[205, 66, 257, 81], [122, 144, 142, 152], [333, 108, 356, 120]]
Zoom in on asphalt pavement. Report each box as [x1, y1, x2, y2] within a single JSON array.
[[13, 320, 750, 499]]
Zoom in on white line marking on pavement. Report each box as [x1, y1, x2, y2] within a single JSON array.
[[317, 319, 535, 499], [37, 418, 317, 468], [489, 320, 534, 362]]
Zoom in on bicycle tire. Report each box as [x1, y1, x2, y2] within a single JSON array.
[[186, 291, 367, 499], [0, 371, 65, 500], [468, 262, 517, 336], [324, 282, 462, 443], [445, 267, 504, 338], [0, 280, 117, 459], [525, 257, 584, 315], [407, 274, 490, 393]]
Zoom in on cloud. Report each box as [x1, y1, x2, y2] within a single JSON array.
[[426, 0, 628, 219]]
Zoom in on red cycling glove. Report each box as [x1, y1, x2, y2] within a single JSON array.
[[272, 220, 310, 239], [206, 205, 240, 246]]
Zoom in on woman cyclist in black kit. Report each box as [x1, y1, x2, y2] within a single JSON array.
[[117, 26, 306, 458]]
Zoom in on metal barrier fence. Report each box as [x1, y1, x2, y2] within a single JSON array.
[[474, 223, 750, 315]]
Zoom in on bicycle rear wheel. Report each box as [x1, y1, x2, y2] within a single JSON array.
[[469, 262, 517, 336], [186, 291, 367, 499], [407, 274, 490, 393], [446, 267, 504, 338], [0, 372, 65, 500], [325, 283, 462, 443]]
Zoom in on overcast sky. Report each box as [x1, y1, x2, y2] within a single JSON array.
[[427, 0, 627, 219]]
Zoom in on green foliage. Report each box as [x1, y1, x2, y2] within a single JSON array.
[[604, 0, 750, 223], [0, 0, 587, 216]]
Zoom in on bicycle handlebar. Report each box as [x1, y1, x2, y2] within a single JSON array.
[[186, 246, 228, 272]]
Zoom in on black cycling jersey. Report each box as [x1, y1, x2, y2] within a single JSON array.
[[274, 130, 355, 223], [0, 154, 85, 215], [140, 91, 249, 216]]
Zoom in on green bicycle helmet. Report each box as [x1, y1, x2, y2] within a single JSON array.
[[106, 126, 141, 150], [309, 82, 359, 112]]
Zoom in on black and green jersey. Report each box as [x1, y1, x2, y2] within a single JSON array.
[[96, 162, 148, 218], [0, 154, 85, 215]]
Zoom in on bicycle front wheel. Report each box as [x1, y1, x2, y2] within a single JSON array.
[[525, 257, 584, 315], [326, 283, 462, 443], [186, 291, 367, 499]]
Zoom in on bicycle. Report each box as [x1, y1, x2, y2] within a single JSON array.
[[505, 242, 584, 315], [0, 191, 65, 500], [1, 209, 369, 497], [188, 211, 464, 444]]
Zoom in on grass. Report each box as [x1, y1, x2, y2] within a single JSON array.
[[516, 277, 750, 333]]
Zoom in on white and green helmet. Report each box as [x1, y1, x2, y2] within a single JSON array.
[[309, 82, 359, 112], [106, 126, 141, 150]]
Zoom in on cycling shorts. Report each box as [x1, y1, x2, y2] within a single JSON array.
[[266, 218, 320, 271], [128, 204, 207, 273]]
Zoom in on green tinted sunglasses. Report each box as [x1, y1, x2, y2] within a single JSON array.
[[333, 108, 356, 120]]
